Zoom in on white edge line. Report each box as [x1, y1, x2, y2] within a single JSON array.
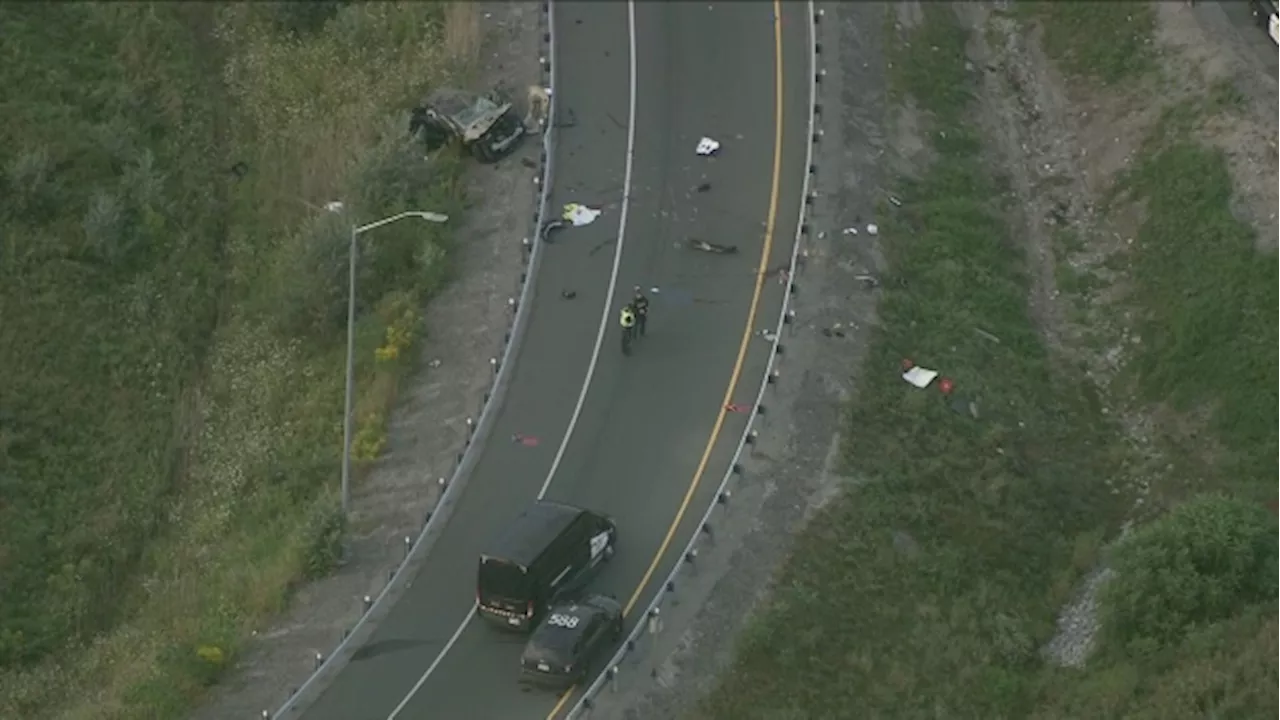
[[386, 607, 477, 719], [563, 2, 819, 717], [269, 2, 563, 717], [537, 0, 639, 501], [381, 1, 639, 715]]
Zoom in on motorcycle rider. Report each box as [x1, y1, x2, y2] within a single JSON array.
[[619, 303, 637, 333]]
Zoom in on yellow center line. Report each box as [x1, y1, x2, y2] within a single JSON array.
[[545, 2, 786, 717]]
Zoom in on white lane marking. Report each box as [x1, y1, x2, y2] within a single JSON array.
[[538, 0, 640, 501], [383, 4, 639, 716], [386, 607, 475, 720]]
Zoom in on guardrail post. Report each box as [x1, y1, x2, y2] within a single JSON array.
[[646, 607, 662, 655]]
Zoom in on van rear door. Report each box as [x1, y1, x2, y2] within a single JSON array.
[[478, 557, 532, 615]]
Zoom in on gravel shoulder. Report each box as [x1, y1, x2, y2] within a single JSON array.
[[190, 4, 545, 718]]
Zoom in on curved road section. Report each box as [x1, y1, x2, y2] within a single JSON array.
[[298, 2, 809, 719]]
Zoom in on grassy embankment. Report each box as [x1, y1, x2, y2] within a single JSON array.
[[0, 3, 475, 718], [1031, 3, 1278, 714], [696, 4, 1276, 719]]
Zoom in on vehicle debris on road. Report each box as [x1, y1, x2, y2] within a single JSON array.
[[561, 203, 602, 227], [695, 136, 721, 156], [688, 237, 737, 254]]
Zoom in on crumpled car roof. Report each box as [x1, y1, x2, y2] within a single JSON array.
[[426, 88, 501, 130]]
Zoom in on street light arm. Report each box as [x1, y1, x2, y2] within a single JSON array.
[[353, 210, 449, 235]]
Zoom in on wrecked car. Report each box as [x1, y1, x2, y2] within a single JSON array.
[[410, 87, 526, 163], [1253, 0, 1279, 44]]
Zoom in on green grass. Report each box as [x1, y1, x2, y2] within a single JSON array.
[[1111, 125, 1278, 500], [696, 6, 1127, 718], [697, 4, 1276, 719], [1033, 7, 1278, 709], [1024, 1, 1157, 86], [0, 3, 472, 718]]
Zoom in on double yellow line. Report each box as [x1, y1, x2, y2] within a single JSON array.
[[545, 1, 787, 716]]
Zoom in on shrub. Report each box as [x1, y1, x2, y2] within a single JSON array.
[[301, 499, 346, 581], [352, 413, 388, 462], [374, 290, 423, 364], [1099, 494, 1277, 656], [268, 214, 353, 341]]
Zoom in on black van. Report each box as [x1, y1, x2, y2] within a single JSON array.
[[476, 500, 617, 632]]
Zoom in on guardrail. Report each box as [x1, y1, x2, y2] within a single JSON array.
[[564, 2, 822, 717], [263, 3, 563, 717]]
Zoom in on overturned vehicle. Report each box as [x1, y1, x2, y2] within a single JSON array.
[[410, 87, 526, 163]]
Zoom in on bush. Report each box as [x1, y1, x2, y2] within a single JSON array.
[[352, 413, 388, 462], [301, 499, 346, 581], [375, 290, 423, 364], [268, 214, 353, 340], [258, 128, 460, 343], [1100, 494, 1277, 656]]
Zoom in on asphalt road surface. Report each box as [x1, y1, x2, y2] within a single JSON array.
[[298, 2, 809, 719]]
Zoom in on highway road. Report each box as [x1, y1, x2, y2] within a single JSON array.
[[298, 2, 810, 719]]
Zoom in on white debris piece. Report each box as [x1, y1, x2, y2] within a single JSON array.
[[842, 227, 858, 235], [324, 201, 345, 213], [902, 366, 939, 389], [561, 203, 602, 227], [696, 137, 721, 156], [866, 223, 879, 235]]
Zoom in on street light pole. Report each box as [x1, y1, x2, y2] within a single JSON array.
[[337, 208, 449, 517], [341, 222, 359, 519]]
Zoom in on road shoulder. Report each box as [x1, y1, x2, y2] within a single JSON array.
[[190, 3, 545, 718]]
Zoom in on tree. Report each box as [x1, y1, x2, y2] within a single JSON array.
[[1099, 494, 1277, 655]]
